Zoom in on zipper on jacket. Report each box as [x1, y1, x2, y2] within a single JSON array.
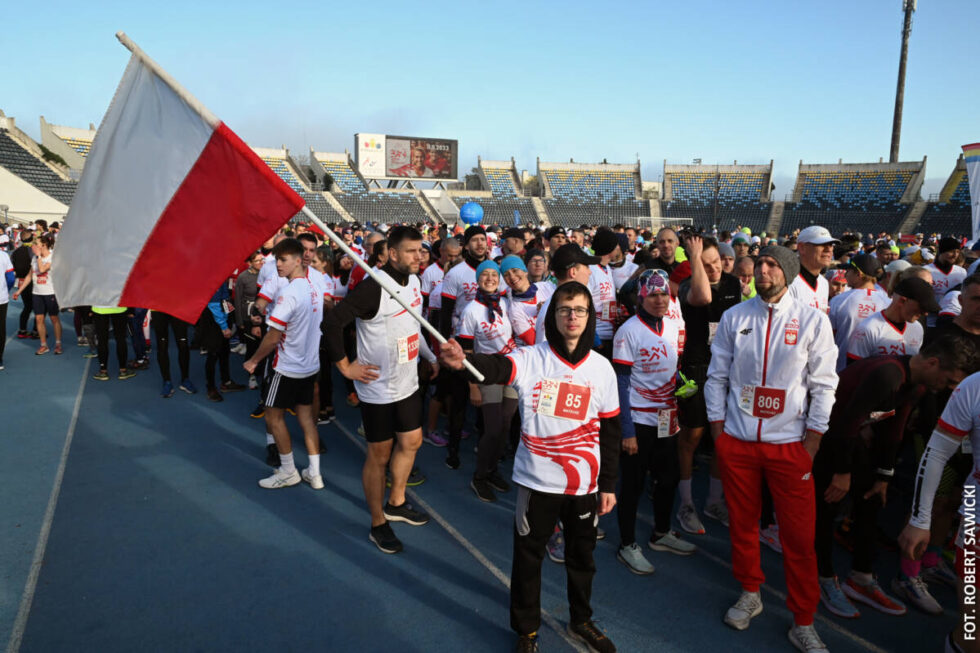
[[758, 305, 773, 441]]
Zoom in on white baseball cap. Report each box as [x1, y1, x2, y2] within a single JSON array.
[[797, 225, 840, 245]]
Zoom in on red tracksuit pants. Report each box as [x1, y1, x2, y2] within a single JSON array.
[[716, 432, 818, 626]]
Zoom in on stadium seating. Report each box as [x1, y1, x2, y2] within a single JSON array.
[[0, 129, 76, 205], [452, 195, 537, 225], [916, 170, 971, 236], [317, 157, 430, 223], [299, 192, 344, 223], [541, 166, 648, 227], [258, 155, 307, 193], [61, 136, 92, 158], [781, 169, 914, 235], [482, 167, 519, 197], [663, 169, 770, 233]]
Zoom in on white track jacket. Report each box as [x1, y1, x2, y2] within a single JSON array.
[[705, 293, 838, 444]]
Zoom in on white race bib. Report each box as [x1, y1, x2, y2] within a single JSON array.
[[397, 333, 420, 364]]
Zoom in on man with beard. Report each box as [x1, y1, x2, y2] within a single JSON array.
[[925, 237, 966, 327], [440, 282, 621, 653]]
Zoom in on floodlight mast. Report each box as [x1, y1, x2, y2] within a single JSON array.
[[889, 0, 916, 163]]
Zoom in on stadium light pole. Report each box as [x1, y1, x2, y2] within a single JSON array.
[[889, 0, 916, 163]]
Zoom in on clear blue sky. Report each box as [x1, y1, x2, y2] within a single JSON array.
[[3, 0, 976, 196]]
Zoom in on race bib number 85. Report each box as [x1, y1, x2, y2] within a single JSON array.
[[537, 378, 591, 421]]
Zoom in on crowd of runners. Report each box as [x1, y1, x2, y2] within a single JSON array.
[[2, 217, 980, 653]]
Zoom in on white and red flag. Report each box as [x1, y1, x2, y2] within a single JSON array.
[[52, 33, 303, 323]]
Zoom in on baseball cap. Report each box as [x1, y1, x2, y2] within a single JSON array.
[[893, 277, 940, 313], [638, 269, 671, 297], [732, 233, 750, 245], [850, 252, 882, 279], [549, 243, 599, 273], [545, 226, 567, 240], [797, 225, 840, 245], [884, 259, 911, 274]]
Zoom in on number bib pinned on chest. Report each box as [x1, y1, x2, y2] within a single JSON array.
[[739, 385, 786, 419], [397, 333, 419, 364], [537, 378, 591, 421]]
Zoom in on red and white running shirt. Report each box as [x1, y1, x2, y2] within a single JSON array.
[[847, 311, 924, 361], [589, 264, 618, 341], [613, 315, 683, 432], [788, 273, 829, 314], [507, 285, 553, 346], [829, 287, 890, 371], [441, 260, 479, 335], [268, 276, 322, 378], [506, 344, 619, 495], [458, 298, 517, 355]]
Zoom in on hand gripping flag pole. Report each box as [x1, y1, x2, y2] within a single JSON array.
[[114, 32, 483, 381]]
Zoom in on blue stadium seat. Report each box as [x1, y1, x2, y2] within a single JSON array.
[[782, 169, 914, 235], [541, 168, 648, 227], [663, 170, 769, 233]]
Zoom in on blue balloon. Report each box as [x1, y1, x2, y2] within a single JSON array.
[[459, 202, 484, 225]]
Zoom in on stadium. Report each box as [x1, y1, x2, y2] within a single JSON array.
[[0, 110, 972, 238]]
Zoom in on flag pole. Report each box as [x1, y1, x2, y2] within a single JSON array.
[[300, 206, 485, 382]]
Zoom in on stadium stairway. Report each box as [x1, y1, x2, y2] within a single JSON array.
[[766, 201, 785, 235], [531, 197, 549, 227], [898, 200, 928, 234], [322, 192, 354, 222]]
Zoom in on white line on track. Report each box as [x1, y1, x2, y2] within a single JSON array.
[[6, 358, 91, 653], [332, 419, 587, 652]]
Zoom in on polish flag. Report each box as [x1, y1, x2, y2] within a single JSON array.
[[52, 34, 304, 323]]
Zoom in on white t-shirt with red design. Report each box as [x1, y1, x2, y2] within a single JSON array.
[[847, 311, 924, 362], [441, 260, 479, 335], [612, 315, 683, 431], [458, 297, 517, 355], [505, 344, 619, 495], [589, 264, 618, 341], [788, 272, 829, 314], [507, 285, 553, 346], [267, 276, 322, 378], [32, 254, 55, 296], [925, 263, 967, 327], [829, 287, 891, 371]]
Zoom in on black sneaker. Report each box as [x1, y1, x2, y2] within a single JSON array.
[[445, 448, 460, 470], [207, 388, 223, 402], [568, 621, 616, 653], [250, 404, 266, 419], [265, 443, 280, 467], [317, 408, 335, 424], [487, 469, 511, 493], [471, 477, 497, 503], [383, 500, 430, 526], [515, 633, 539, 653], [369, 522, 403, 554]]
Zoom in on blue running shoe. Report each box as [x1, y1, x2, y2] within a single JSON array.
[[161, 381, 175, 398], [179, 379, 198, 394]]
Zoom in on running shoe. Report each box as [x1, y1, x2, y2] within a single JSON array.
[[346, 392, 359, 407], [369, 522, 403, 554], [649, 531, 697, 556], [515, 633, 539, 653], [301, 467, 324, 490], [16, 330, 28, 339], [597, 527, 606, 541], [922, 558, 959, 588], [788, 624, 829, 653], [617, 543, 655, 575], [207, 388, 223, 402], [317, 409, 335, 424], [220, 380, 246, 393], [265, 443, 280, 467], [760, 524, 783, 554], [137, 358, 150, 370], [29, 331, 39, 339], [250, 404, 266, 419], [724, 591, 763, 630], [82, 351, 98, 359], [53, 343, 63, 355], [77, 336, 89, 346], [35, 345, 49, 355], [487, 469, 511, 493], [819, 576, 860, 618], [93, 368, 109, 381], [179, 379, 198, 394], [471, 477, 497, 503], [118, 369, 137, 380], [383, 501, 430, 526], [704, 501, 729, 526], [678, 503, 706, 535], [0, 362, 4, 370], [891, 575, 943, 615], [567, 621, 616, 653], [161, 381, 175, 398], [357, 423, 365, 437], [258, 467, 301, 489], [424, 430, 449, 447], [547, 530, 565, 564], [841, 576, 907, 615], [445, 448, 461, 470], [248, 374, 259, 390]]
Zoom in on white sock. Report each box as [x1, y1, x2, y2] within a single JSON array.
[[308, 454, 320, 477], [279, 451, 296, 474], [678, 479, 693, 506], [708, 477, 724, 505], [266, 433, 275, 445]]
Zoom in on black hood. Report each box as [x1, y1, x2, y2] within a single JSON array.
[[544, 281, 597, 365]]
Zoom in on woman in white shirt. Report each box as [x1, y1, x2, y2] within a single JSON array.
[[13, 233, 62, 355]]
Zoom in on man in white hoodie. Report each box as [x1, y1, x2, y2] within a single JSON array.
[[705, 245, 838, 653]]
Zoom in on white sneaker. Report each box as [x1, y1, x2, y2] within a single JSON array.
[[704, 501, 729, 527], [617, 543, 655, 575], [678, 503, 706, 535], [649, 531, 697, 556], [302, 467, 324, 490], [788, 624, 829, 653], [248, 374, 258, 390], [724, 591, 763, 630], [258, 467, 301, 489]]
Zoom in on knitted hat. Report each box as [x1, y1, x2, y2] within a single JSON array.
[[757, 245, 800, 282], [463, 225, 486, 245], [499, 255, 527, 275], [475, 260, 500, 280], [591, 229, 619, 257]]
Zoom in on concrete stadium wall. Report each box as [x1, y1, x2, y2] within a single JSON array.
[[39, 117, 91, 171], [0, 165, 69, 222]]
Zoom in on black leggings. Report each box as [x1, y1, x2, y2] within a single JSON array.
[[616, 423, 680, 546], [94, 312, 129, 371], [205, 339, 230, 390], [152, 312, 190, 383], [18, 282, 33, 332]]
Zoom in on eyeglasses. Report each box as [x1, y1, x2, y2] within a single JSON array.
[[556, 306, 589, 318]]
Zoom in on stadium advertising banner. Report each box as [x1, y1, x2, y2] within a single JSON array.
[[386, 136, 457, 179], [355, 133, 386, 178]]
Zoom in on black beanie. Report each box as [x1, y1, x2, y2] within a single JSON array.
[[463, 225, 486, 245]]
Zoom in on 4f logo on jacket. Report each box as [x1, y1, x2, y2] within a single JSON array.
[[739, 328, 752, 336]]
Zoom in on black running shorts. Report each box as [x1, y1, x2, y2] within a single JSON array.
[[677, 364, 710, 429], [359, 388, 423, 443], [265, 371, 317, 408]]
